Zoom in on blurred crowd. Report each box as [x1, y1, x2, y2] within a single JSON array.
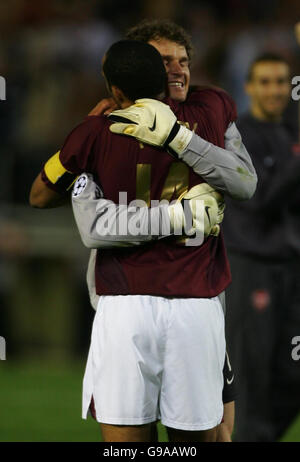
[[0, 0, 299, 360]]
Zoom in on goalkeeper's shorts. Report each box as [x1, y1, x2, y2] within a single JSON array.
[[82, 294, 225, 431]]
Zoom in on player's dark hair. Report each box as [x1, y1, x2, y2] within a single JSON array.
[[246, 53, 290, 81], [126, 19, 194, 61], [103, 40, 167, 101]]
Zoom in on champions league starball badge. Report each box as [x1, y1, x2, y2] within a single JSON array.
[[72, 174, 88, 197]]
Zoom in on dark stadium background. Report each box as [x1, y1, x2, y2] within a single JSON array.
[[0, 0, 299, 442]]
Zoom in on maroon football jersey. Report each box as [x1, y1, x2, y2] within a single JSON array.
[[42, 87, 236, 297]]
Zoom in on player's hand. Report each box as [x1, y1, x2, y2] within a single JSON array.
[[108, 98, 193, 156], [88, 98, 118, 116], [168, 183, 225, 237]]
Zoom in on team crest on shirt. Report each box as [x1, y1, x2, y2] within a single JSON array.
[[72, 174, 88, 197], [251, 289, 270, 311]]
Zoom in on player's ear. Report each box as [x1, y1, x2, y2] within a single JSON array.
[[110, 85, 130, 109], [102, 71, 112, 97], [110, 85, 123, 100]]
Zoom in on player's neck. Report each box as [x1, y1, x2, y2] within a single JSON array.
[[250, 105, 282, 123], [111, 86, 133, 109]]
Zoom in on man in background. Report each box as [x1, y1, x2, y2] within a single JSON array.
[[223, 53, 300, 442]]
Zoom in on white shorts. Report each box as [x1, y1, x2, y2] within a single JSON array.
[[82, 294, 225, 431]]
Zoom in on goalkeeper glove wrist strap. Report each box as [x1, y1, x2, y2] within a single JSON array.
[[163, 122, 181, 157], [164, 124, 193, 158]]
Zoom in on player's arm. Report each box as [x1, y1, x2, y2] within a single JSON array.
[[71, 174, 168, 248], [72, 174, 224, 249], [181, 120, 258, 201], [88, 97, 117, 116], [29, 171, 70, 208], [29, 151, 79, 208], [108, 99, 257, 201], [29, 118, 98, 209], [259, 157, 300, 212], [233, 124, 300, 215]]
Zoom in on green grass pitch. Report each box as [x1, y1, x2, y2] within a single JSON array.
[[0, 360, 298, 442]]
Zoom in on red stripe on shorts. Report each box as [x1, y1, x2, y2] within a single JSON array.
[[89, 395, 97, 420]]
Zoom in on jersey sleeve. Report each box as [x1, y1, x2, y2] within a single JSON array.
[[41, 116, 102, 195]]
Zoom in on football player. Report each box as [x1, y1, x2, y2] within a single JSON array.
[[30, 33, 256, 442]]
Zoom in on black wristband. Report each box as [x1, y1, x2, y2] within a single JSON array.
[[164, 122, 181, 159], [163, 122, 181, 151]]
